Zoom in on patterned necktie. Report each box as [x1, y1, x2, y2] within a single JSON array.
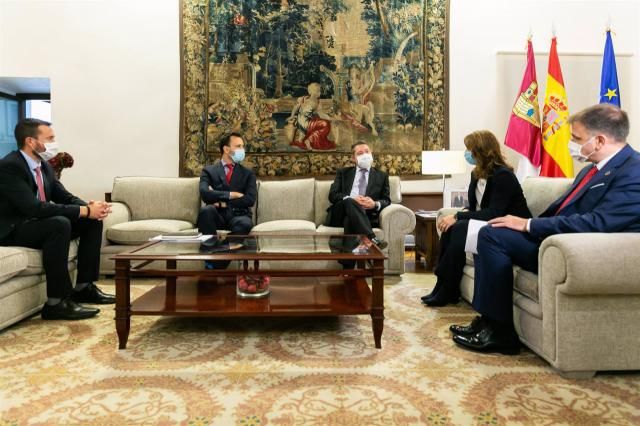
[[357, 169, 367, 196], [34, 166, 46, 202], [225, 163, 234, 184], [555, 166, 599, 214]]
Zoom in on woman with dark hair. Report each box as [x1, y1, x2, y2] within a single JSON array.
[[422, 130, 532, 306]]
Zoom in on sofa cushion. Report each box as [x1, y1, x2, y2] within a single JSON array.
[[315, 225, 383, 240], [111, 177, 200, 223], [522, 177, 572, 217], [15, 240, 79, 276], [514, 268, 540, 302], [314, 180, 333, 226], [251, 220, 316, 235], [315, 224, 344, 234], [0, 247, 28, 283], [107, 220, 196, 245], [389, 176, 402, 204], [465, 252, 474, 266], [256, 178, 315, 224]]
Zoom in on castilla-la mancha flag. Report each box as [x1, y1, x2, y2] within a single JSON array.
[[541, 37, 574, 178], [504, 39, 542, 181]]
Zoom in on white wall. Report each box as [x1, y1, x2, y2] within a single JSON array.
[[444, 0, 640, 190], [1, 0, 638, 199], [0, 0, 180, 201]]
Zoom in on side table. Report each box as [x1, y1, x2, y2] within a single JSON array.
[[414, 213, 439, 271]]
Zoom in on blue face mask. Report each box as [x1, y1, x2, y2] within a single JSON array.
[[464, 150, 476, 165], [230, 148, 245, 163]]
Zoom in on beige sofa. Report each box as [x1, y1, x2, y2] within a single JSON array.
[[100, 176, 416, 275], [0, 243, 77, 331], [441, 177, 640, 378]]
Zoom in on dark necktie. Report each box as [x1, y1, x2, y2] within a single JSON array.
[[34, 166, 46, 202], [225, 163, 234, 184], [357, 169, 367, 196], [556, 166, 599, 214]]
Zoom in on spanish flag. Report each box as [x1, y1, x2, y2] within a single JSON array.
[[541, 37, 574, 178]]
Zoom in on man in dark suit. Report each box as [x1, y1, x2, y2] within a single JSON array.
[[197, 133, 257, 267], [0, 119, 115, 321], [326, 141, 390, 257], [451, 104, 640, 355]]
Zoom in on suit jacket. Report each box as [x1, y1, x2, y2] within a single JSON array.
[[530, 144, 640, 238], [199, 161, 257, 216], [0, 150, 85, 240], [326, 166, 391, 225], [456, 166, 531, 222]]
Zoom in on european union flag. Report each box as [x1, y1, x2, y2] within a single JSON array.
[[599, 30, 621, 107]]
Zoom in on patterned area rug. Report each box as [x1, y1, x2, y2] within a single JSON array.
[[1, 274, 639, 425]]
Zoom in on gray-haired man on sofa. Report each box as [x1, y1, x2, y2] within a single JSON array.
[[326, 142, 389, 267], [451, 104, 640, 355]]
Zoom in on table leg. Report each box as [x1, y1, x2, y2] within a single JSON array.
[[115, 259, 131, 349], [370, 258, 385, 349], [426, 220, 439, 271], [166, 260, 176, 310]]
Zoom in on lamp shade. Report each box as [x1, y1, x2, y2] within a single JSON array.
[[421, 150, 467, 175]]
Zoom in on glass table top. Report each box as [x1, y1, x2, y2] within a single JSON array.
[[121, 234, 384, 258]]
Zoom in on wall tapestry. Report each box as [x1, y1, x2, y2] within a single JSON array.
[[180, 0, 449, 177]]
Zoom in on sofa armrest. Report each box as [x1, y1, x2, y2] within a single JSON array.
[[539, 233, 640, 295], [436, 208, 463, 236], [437, 207, 461, 218], [379, 204, 416, 240], [101, 202, 131, 247]]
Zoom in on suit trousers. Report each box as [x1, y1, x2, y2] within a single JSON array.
[[327, 198, 377, 238], [0, 216, 103, 299], [431, 219, 469, 298], [472, 226, 540, 324], [197, 205, 253, 235]]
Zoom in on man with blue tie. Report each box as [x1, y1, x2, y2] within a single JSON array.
[[0, 119, 115, 321], [451, 104, 640, 354], [325, 142, 390, 257], [197, 133, 256, 267]]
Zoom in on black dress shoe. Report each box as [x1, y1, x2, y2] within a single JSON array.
[[420, 292, 434, 302], [42, 299, 100, 320], [370, 237, 388, 250], [423, 293, 459, 306], [452, 325, 520, 355], [450, 315, 485, 336], [421, 281, 447, 302], [71, 283, 116, 304]]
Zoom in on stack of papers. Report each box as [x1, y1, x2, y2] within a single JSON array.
[[416, 210, 438, 218], [149, 233, 212, 242], [464, 220, 487, 254]]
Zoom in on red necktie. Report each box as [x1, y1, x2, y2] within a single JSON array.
[[556, 166, 599, 214], [34, 166, 46, 202], [225, 163, 234, 184]]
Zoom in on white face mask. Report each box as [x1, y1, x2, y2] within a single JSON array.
[[37, 141, 60, 162], [568, 137, 595, 163], [356, 153, 373, 169]]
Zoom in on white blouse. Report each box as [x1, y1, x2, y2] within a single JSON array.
[[475, 178, 487, 211]]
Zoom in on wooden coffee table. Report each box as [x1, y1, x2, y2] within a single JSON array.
[[112, 234, 386, 349]]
